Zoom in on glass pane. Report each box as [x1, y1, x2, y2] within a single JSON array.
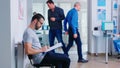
[[32, 3, 43, 15]]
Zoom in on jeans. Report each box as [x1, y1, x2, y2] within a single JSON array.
[[40, 52, 70, 68], [66, 27, 83, 60], [49, 29, 67, 54]]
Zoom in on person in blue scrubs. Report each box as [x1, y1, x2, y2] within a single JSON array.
[[64, 2, 88, 63]]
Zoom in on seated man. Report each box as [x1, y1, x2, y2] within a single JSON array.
[[23, 13, 70, 68]]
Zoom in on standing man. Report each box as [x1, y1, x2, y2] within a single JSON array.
[[64, 2, 88, 63], [23, 14, 70, 68], [46, 0, 67, 54]]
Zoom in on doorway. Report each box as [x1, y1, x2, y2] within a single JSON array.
[[32, 0, 88, 59]]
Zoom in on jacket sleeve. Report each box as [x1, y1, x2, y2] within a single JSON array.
[[71, 12, 77, 34], [64, 17, 68, 32], [48, 10, 50, 23]]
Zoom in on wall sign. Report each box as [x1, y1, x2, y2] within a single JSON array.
[[18, 0, 25, 20], [98, 0, 106, 6]]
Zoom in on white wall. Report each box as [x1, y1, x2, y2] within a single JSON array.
[[88, 0, 112, 53], [87, 0, 92, 53], [25, 0, 32, 68], [11, 0, 27, 68], [27, 0, 33, 25], [11, 0, 27, 43], [11, 0, 32, 68]]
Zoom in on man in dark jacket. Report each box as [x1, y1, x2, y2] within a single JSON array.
[[46, 0, 67, 54]]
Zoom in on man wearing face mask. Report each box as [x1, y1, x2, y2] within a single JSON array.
[[23, 14, 70, 68]]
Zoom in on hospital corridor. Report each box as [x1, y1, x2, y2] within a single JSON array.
[[0, 0, 120, 68]]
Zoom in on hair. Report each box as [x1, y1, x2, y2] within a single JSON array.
[[33, 12, 37, 15], [31, 13, 45, 22], [46, 0, 54, 4], [74, 2, 80, 7]]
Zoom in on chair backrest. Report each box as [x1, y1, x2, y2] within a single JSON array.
[[28, 55, 34, 65], [28, 55, 33, 59]]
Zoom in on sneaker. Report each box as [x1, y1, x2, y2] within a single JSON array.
[[78, 59, 88, 63]]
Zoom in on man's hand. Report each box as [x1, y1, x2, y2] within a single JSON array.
[[65, 31, 68, 35], [73, 34, 78, 39], [50, 17, 56, 22], [41, 46, 48, 52]]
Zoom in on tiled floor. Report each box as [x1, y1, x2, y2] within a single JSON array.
[[70, 54, 120, 68], [27, 44, 120, 68], [70, 55, 120, 68], [68, 44, 120, 68]]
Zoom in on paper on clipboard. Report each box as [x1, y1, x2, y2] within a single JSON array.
[[45, 43, 62, 52]]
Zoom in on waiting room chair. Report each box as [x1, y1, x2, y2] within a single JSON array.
[[28, 55, 54, 68]]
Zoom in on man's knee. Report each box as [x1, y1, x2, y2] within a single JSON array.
[[67, 57, 71, 63], [64, 55, 71, 63]]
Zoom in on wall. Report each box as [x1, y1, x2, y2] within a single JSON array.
[[11, 0, 32, 68], [27, 0, 32, 25], [25, 0, 33, 68], [0, 0, 11, 68], [88, 0, 112, 53], [118, 0, 120, 30], [0, 0, 32, 68], [11, 0, 27, 68], [87, 0, 92, 53]]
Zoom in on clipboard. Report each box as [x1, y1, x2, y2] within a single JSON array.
[[45, 43, 62, 52]]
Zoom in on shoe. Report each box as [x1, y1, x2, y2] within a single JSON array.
[[78, 59, 88, 63]]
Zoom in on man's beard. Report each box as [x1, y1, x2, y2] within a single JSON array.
[[35, 27, 39, 30], [35, 24, 40, 30]]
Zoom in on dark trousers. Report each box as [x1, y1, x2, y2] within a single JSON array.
[[40, 52, 70, 68], [49, 29, 67, 54], [66, 27, 83, 60]]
